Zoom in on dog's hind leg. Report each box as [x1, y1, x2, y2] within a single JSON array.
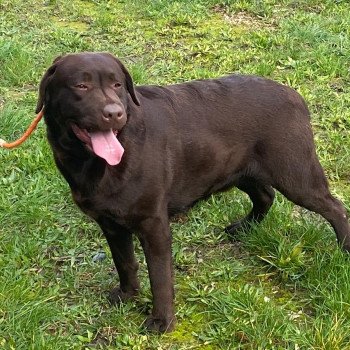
[[225, 176, 275, 236], [273, 156, 350, 252]]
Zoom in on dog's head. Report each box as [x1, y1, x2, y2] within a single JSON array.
[[36, 52, 140, 165]]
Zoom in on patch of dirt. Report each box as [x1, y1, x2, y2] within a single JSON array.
[[212, 5, 276, 30]]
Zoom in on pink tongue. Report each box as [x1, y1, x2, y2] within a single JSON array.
[[90, 130, 124, 165]]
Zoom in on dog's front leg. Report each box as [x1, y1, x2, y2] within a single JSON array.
[[138, 215, 176, 333], [97, 218, 140, 304]]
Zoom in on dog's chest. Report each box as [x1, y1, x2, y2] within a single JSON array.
[[71, 188, 128, 222]]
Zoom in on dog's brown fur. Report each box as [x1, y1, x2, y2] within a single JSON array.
[[37, 52, 350, 332]]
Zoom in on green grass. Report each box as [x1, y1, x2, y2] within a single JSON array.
[[1, 0, 350, 348]]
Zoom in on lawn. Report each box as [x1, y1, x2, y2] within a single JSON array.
[[1, 0, 350, 349]]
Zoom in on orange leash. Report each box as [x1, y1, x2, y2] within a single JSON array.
[[0, 109, 44, 149]]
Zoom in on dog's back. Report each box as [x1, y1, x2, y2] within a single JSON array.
[[135, 75, 313, 213]]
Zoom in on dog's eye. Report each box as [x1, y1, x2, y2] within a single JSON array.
[[114, 82, 122, 88], [75, 83, 88, 90]]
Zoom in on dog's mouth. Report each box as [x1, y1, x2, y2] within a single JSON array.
[[71, 124, 124, 166]]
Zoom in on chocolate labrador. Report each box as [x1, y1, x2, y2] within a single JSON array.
[[36, 52, 350, 332]]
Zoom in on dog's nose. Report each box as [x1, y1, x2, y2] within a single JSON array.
[[102, 104, 124, 121]]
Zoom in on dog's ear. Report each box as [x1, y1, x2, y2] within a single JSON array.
[[120, 61, 141, 106], [103, 53, 140, 106], [36, 56, 62, 113]]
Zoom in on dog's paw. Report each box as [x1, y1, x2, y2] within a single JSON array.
[[107, 286, 139, 305], [225, 220, 244, 236], [144, 314, 176, 333]]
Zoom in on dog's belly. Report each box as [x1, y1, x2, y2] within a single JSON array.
[[167, 167, 241, 215]]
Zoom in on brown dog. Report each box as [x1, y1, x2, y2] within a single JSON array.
[[36, 52, 350, 332]]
